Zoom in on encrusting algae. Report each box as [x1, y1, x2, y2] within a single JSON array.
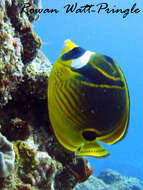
[[13, 141, 39, 172]]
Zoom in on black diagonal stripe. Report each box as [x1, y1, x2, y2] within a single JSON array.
[[55, 82, 87, 125], [55, 87, 80, 124], [72, 63, 124, 87], [104, 55, 120, 77]]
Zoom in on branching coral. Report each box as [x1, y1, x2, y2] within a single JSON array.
[[0, 133, 15, 178]]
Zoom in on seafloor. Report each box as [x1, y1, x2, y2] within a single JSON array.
[[0, 0, 142, 190]]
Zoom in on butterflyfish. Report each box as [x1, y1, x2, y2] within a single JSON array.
[[48, 40, 130, 158]]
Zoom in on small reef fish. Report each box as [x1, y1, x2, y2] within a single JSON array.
[[48, 40, 130, 158]]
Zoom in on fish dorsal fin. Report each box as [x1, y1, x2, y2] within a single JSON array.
[[76, 140, 109, 158], [60, 39, 78, 57]]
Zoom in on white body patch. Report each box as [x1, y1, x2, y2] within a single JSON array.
[[71, 50, 94, 69]]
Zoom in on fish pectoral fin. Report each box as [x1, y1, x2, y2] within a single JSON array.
[[76, 140, 109, 158]]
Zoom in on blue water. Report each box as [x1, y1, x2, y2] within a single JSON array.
[[34, 0, 143, 180]]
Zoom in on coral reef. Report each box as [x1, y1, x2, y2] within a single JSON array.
[[98, 169, 122, 184], [68, 157, 93, 183], [21, 50, 52, 99], [76, 169, 143, 190], [0, 1, 93, 189], [1, 0, 140, 190], [5, 117, 31, 141], [0, 6, 130, 189], [13, 141, 39, 172], [0, 0, 143, 190], [76, 175, 109, 190], [0, 133, 15, 178], [98, 169, 143, 190]]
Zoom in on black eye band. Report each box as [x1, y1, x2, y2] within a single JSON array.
[[82, 131, 97, 141]]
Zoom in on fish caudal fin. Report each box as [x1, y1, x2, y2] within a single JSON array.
[[76, 140, 109, 158]]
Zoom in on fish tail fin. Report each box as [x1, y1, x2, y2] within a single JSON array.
[[76, 140, 109, 158]]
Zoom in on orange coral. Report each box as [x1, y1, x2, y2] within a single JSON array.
[[69, 157, 93, 183]]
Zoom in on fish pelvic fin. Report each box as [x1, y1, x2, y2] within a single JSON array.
[[76, 140, 109, 158]]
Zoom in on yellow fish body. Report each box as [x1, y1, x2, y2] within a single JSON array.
[[48, 40, 130, 158]]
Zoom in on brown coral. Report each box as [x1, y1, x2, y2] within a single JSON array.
[[69, 157, 93, 183], [21, 173, 36, 186], [14, 141, 39, 172], [45, 163, 55, 179], [6, 118, 31, 141], [16, 184, 32, 190]]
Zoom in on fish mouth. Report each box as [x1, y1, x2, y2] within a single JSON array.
[[55, 130, 80, 152]]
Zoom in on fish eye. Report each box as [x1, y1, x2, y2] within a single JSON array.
[[82, 131, 97, 141]]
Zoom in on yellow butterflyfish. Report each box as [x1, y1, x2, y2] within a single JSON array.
[[48, 40, 130, 158]]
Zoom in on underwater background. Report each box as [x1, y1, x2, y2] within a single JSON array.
[[34, 0, 143, 181]]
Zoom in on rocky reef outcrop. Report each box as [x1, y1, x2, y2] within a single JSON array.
[[76, 169, 143, 190], [0, 0, 93, 189], [0, 133, 15, 178]]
